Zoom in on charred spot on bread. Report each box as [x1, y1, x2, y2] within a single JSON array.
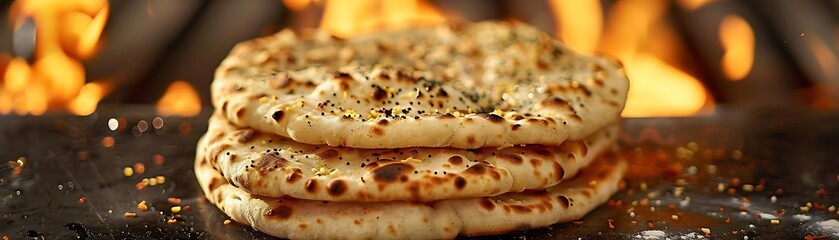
[[482, 113, 504, 123], [265, 205, 292, 219], [232, 129, 258, 143], [372, 86, 388, 101], [286, 169, 302, 183], [327, 179, 348, 196], [496, 152, 523, 164], [371, 163, 414, 183], [479, 197, 495, 211], [272, 110, 284, 122], [557, 195, 570, 208], [454, 176, 467, 190], [447, 156, 463, 165], [316, 149, 339, 160], [305, 179, 319, 193]]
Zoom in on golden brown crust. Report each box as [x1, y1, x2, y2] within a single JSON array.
[[212, 21, 629, 149], [195, 140, 627, 239], [201, 112, 617, 202]]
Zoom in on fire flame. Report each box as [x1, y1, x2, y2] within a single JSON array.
[[676, 0, 717, 11], [156, 80, 202, 117], [596, 0, 711, 117], [67, 82, 111, 116], [809, 36, 839, 81], [719, 15, 754, 81], [548, 0, 603, 54], [320, 0, 445, 39], [621, 54, 709, 117], [292, 0, 713, 117], [283, 0, 313, 12], [1, 0, 109, 115]]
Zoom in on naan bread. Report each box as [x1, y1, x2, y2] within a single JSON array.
[[212, 21, 629, 149], [196, 147, 627, 239], [200, 113, 617, 202]]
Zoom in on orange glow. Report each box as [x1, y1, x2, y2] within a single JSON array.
[[67, 82, 111, 116], [156, 81, 202, 117], [719, 15, 754, 81], [320, 0, 445, 38], [643, 21, 690, 71], [548, 0, 602, 54], [0, 89, 11, 114], [621, 54, 708, 117], [76, 6, 108, 59], [596, 0, 712, 117], [809, 37, 838, 80], [34, 54, 85, 101], [319, 0, 367, 38], [312, 0, 711, 117], [58, 11, 92, 57], [598, 0, 668, 60], [3, 58, 32, 94], [796, 85, 836, 111], [676, 0, 716, 10], [1, 0, 109, 115], [382, 0, 445, 29], [25, 81, 48, 115], [283, 0, 312, 11]]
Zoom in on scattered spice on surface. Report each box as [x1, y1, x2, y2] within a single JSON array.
[[800, 206, 810, 213], [153, 154, 165, 166], [102, 137, 115, 148], [137, 201, 149, 211], [136, 180, 148, 190], [742, 184, 754, 192], [124, 212, 137, 218], [133, 163, 146, 174], [731, 150, 743, 160], [123, 167, 134, 177]]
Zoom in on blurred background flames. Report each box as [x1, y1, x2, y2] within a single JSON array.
[[0, 0, 837, 118]]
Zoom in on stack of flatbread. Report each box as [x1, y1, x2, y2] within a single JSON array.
[[196, 21, 629, 239]]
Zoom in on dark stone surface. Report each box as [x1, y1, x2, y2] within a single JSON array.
[[1, 107, 838, 239]]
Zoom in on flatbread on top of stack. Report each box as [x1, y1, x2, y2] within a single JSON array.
[[212, 22, 629, 149]]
